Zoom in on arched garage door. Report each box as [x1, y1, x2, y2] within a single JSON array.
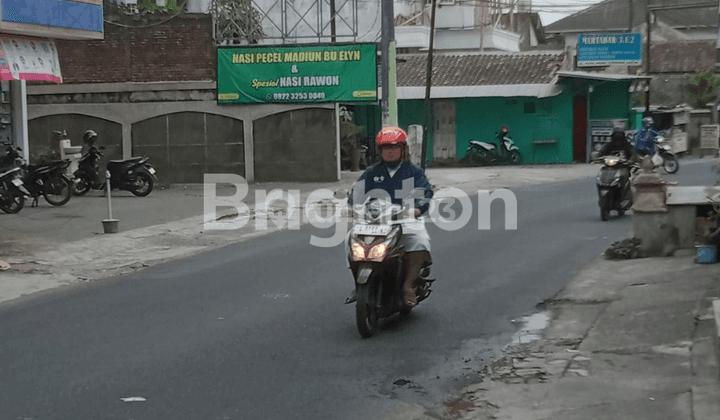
[[133, 112, 244, 184], [253, 108, 337, 182]]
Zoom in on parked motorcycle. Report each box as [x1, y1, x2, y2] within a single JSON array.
[[0, 143, 72, 208], [466, 126, 523, 166], [343, 196, 434, 338], [595, 155, 633, 221], [0, 166, 25, 214], [72, 145, 158, 197]]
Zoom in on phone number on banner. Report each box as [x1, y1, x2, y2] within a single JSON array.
[[271, 92, 327, 101]]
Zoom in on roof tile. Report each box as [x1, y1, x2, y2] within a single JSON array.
[[397, 52, 566, 87]]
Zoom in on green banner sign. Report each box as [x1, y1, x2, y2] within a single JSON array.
[[217, 43, 378, 104]]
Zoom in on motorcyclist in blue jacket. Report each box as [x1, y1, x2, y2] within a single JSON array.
[[347, 126, 433, 307], [634, 117, 659, 157]]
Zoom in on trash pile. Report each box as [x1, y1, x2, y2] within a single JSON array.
[[603, 237, 643, 260]]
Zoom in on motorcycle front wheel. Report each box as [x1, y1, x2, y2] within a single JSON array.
[[510, 150, 523, 165], [663, 154, 679, 174], [72, 175, 92, 197], [355, 284, 379, 338], [0, 188, 24, 214], [599, 196, 610, 222], [130, 172, 153, 197], [43, 176, 72, 206]]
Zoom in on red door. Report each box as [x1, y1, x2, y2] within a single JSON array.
[[573, 96, 588, 162]]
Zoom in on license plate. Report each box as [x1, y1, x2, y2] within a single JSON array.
[[353, 224, 391, 236], [148, 167, 156, 174], [11, 178, 22, 187]]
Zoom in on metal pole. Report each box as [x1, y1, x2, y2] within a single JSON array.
[[330, 0, 336, 42], [380, 0, 393, 127], [421, 0, 438, 170], [106, 170, 113, 220], [645, 6, 651, 116]]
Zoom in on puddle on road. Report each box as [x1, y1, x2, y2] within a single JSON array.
[[511, 312, 550, 344]]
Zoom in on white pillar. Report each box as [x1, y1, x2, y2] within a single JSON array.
[[243, 118, 254, 183], [10, 80, 29, 160]]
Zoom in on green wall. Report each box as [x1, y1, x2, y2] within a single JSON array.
[[588, 82, 633, 121], [455, 90, 575, 164], [357, 80, 633, 165]]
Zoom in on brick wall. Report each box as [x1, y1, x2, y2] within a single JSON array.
[[55, 14, 215, 84]]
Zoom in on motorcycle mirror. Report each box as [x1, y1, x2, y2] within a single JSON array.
[[334, 189, 348, 200]]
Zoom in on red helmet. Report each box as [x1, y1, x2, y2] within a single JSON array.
[[375, 126, 407, 148]]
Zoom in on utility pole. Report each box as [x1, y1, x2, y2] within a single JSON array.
[[645, 5, 651, 116], [380, 0, 395, 127], [628, 0, 633, 32], [421, 0, 437, 170], [330, 0, 336, 42]]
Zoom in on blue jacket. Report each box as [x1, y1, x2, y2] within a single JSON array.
[[634, 127, 659, 155], [348, 160, 434, 214]]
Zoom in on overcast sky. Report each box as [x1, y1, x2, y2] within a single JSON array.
[[533, 0, 602, 26]]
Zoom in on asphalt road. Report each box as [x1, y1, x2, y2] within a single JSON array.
[[0, 158, 712, 420]]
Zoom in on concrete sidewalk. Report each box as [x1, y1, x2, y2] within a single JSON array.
[[384, 255, 720, 420]]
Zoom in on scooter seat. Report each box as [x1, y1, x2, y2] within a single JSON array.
[[108, 157, 144, 165]]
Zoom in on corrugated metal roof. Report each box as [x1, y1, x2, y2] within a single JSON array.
[[556, 71, 651, 81], [546, 0, 717, 34]]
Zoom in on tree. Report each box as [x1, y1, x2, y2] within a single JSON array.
[[686, 71, 720, 109], [211, 0, 265, 45]]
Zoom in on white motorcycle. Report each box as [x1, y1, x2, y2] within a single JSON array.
[[465, 126, 523, 166], [629, 130, 679, 174]]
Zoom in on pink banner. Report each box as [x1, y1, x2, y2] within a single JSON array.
[[0, 37, 62, 83]]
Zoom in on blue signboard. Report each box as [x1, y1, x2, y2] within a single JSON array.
[[0, 0, 103, 40], [577, 33, 642, 67]]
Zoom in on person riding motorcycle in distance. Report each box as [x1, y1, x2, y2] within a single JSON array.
[[592, 126, 638, 204], [596, 126, 636, 161], [634, 117, 659, 157], [346, 126, 434, 307]]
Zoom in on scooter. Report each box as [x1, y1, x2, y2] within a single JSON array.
[[343, 196, 434, 338], [72, 145, 158, 197], [0, 143, 72, 207], [632, 128, 678, 174], [0, 166, 25, 214], [648, 134, 679, 174], [595, 155, 633, 221], [466, 126, 523, 166]]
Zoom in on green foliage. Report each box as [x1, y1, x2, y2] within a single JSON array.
[[212, 0, 265, 45], [138, 0, 180, 14], [686, 71, 720, 108]]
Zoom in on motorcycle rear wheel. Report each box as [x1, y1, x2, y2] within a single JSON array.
[[355, 284, 379, 338], [0, 189, 24, 214], [468, 152, 486, 166], [663, 155, 679, 174], [43, 176, 72, 206], [130, 172, 153, 197]]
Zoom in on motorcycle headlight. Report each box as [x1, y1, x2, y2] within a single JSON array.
[[367, 243, 387, 262], [351, 243, 366, 260]]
